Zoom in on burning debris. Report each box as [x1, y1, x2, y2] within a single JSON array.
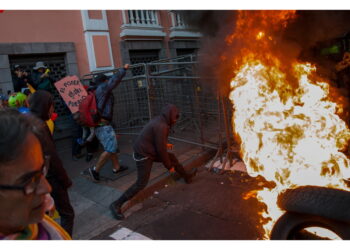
[[181, 10, 350, 239], [228, 11, 350, 239], [205, 158, 247, 173]]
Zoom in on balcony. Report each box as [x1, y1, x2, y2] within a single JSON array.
[[169, 12, 201, 39], [120, 10, 166, 39]]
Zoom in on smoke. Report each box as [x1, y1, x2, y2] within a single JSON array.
[[176, 10, 236, 38], [179, 10, 350, 57], [178, 10, 350, 95], [283, 11, 350, 51], [283, 10, 350, 123], [176, 11, 237, 94]]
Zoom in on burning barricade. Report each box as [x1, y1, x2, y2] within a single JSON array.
[[225, 11, 350, 239]]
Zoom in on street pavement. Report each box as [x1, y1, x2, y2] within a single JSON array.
[[55, 134, 216, 239], [89, 165, 267, 240]]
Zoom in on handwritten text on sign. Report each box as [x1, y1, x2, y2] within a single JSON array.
[[54, 76, 87, 113]]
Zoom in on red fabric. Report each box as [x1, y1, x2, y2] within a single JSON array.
[[51, 112, 58, 121], [78, 91, 99, 127]]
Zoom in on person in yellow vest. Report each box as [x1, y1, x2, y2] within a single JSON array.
[[0, 109, 70, 240]]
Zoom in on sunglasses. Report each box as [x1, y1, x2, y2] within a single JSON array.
[[0, 156, 49, 195]]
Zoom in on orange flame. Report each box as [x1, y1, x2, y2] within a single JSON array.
[[228, 11, 350, 239]]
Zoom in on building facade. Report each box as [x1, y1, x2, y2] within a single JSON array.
[[0, 10, 201, 137], [0, 10, 201, 94]]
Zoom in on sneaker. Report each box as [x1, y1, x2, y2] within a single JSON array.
[[185, 168, 198, 184], [112, 165, 128, 174], [88, 166, 100, 182], [110, 202, 125, 220]]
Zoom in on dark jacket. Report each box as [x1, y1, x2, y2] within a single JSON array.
[[133, 104, 179, 170], [28, 90, 72, 189], [31, 71, 53, 91], [12, 73, 33, 92], [95, 68, 126, 122]]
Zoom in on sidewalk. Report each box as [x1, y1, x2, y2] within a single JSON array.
[[55, 134, 215, 239]]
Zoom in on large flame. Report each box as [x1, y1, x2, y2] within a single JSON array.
[[228, 11, 350, 239]]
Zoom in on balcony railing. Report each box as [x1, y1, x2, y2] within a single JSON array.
[[172, 12, 186, 28], [124, 10, 160, 27], [169, 12, 201, 39]]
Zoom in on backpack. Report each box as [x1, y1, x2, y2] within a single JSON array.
[[74, 90, 101, 127]]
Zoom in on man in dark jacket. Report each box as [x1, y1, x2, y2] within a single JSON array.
[[28, 90, 75, 236], [31, 62, 53, 92], [88, 64, 129, 181], [110, 104, 197, 220], [12, 65, 33, 93]]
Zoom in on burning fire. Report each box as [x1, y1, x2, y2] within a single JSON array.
[[227, 11, 350, 239]]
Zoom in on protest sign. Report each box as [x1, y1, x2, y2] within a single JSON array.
[[54, 75, 87, 113]]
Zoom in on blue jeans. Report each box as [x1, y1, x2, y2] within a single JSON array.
[[95, 125, 117, 153]]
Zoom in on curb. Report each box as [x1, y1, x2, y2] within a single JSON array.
[[122, 148, 217, 211]]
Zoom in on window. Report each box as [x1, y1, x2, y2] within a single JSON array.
[[129, 49, 160, 76]]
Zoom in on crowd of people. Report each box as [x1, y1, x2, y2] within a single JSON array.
[[0, 62, 197, 240]]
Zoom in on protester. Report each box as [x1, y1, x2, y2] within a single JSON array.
[[72, 81, 99, 162], [31, 61, 53, 92], [88, 64, 129, 181], [110, 104, 197, 220], [72, 123, 98, 162], [0, 108, 71, 240], [71, 124, 85, 161], [12, 65, 33, 93], [8, 92, 28, 108], [28, 90, 75, 236], [0, 94, 8, 109]]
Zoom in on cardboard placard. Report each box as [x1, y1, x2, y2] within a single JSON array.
[[54, 75, 87, 113]]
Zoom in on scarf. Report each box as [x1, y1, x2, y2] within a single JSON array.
[[0, 215, 71, 240]]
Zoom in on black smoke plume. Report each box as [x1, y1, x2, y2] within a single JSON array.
[[177, 10, 350, 124], [177, 10, 350, 91]]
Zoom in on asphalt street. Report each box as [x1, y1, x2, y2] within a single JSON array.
[[92, 167, 267, 240]]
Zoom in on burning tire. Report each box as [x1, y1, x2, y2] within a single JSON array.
[[270, 186, 350, 240], [270, 212, 350, 240], [277, 186, 350, 223]]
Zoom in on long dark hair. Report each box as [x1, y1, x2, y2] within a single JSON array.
[[0, 108, 41, 164], [28, 90, 53, 121]]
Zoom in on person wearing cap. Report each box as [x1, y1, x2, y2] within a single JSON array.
[[32, 62, 52, 92], [88, 64, 129, 182], [12, 65, 33, 93]]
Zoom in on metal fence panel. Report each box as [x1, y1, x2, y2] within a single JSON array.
[[82, 55, 227, 150]]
